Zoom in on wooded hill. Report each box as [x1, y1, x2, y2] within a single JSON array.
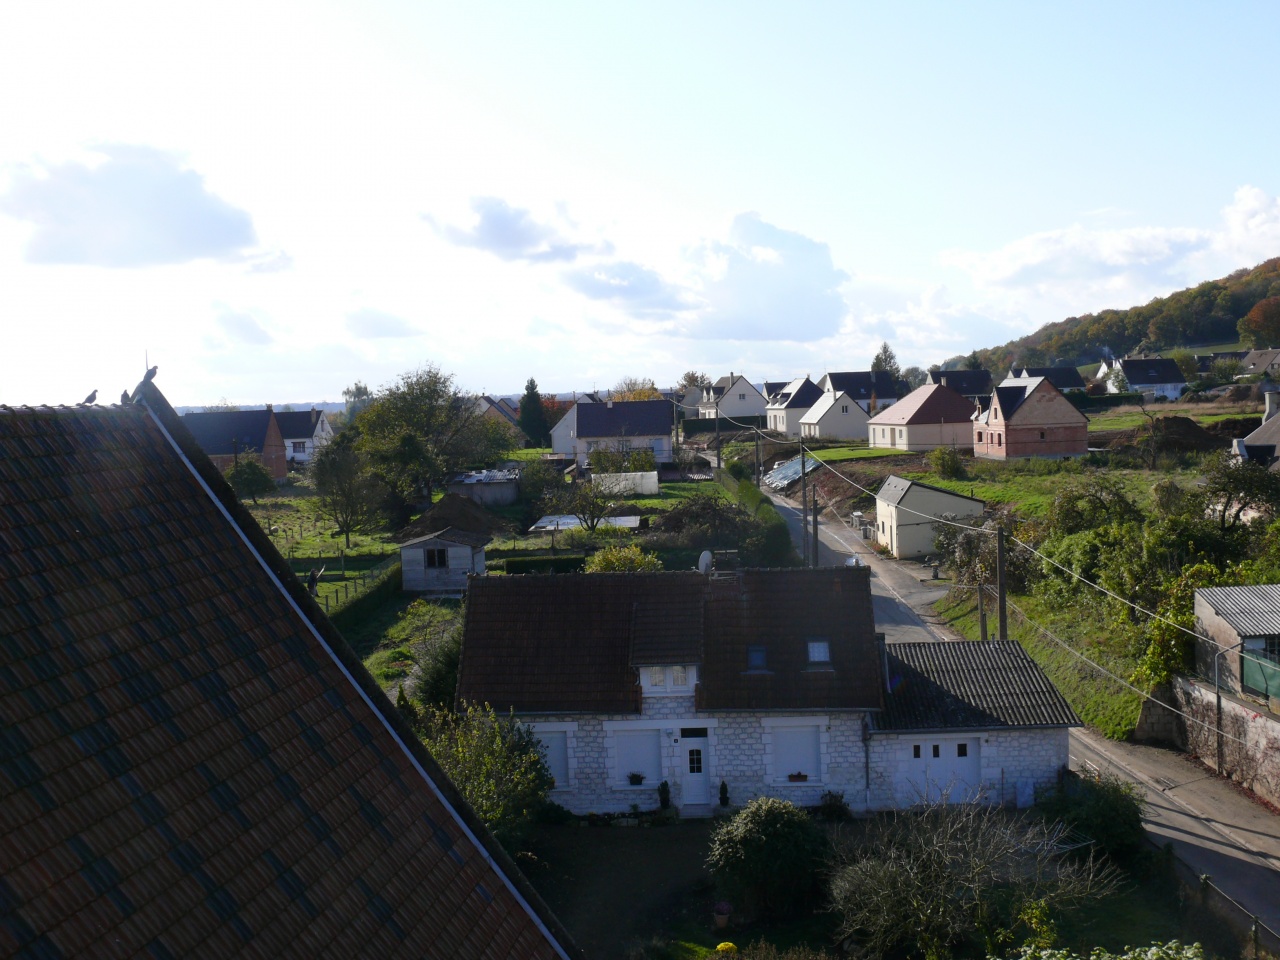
[[942, 257, 1280, 373]]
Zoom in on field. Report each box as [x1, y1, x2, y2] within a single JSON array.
[[1084, 399, 1261, 433], [811, 445, 915, 463]]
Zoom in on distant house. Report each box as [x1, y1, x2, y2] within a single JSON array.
[[1236, 394, 1280, 468], [181, 407, 288, 480], [456, 569, 1074, 816], [1194, 584, 1280, 701], [275, 407, 334, 467], [761, 380, 788, 402], [874, 475, 984, 559], [476, 394, 528, 447], [866, 383, 976, 452], [766, 376, 823, 436], [927, 369, 993, 402], [1241, 349, 1280, 378], [1099, 357, 1186, 400], [800, 390, 869, 440], [972, 376, 1088, 460], [400, 527, 491, 596], [816, 370, 906, 414], [550, 399, 673, 467], [1011, 366, 1087, 393], [676, 386, 703, 418], [698, 373, 767, 419], [0, 387, 576, 959]]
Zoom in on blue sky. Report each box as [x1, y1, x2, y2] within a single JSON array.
[[2, 1, 1279, 406]]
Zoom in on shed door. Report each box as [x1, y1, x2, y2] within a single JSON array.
[[899, 738, 980, 803]]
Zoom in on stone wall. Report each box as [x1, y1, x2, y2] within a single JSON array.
[[1166, 677, 1280, 808]]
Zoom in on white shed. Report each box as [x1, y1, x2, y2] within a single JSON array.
[[400, 527, 491, 596], [874, 475, 985, 559]]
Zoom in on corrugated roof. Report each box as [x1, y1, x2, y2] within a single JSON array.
[[1198, 584, 1280, 636], [576, 399, 672, 438], [881, 641, 1080, 731], [867, 383, 975, 426], [0, 393, 575, 960], [875, 474, 983, 508], [401, 526, 493, 548]]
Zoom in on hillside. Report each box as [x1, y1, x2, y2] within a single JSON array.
[[943, 257, 1280, 373]]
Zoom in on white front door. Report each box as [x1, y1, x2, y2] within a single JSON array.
[[680, 729, 710, 804]]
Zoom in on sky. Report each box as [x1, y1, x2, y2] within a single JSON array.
[[3, 1, 1280, 407]]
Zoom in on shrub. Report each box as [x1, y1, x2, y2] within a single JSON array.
[[736, 945, 838, 960], [1010, 943, 1204, 960], [706, 797, 824, 919], [816, 790, 853, 822], [1036, 770, 1146, 862], [410, 619, 463, 710], [584, 544, 664, 572], [927, 446, 965, 480]]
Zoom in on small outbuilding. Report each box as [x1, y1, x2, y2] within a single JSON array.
[[1194, 584, 1280, 700], [400, 527, 491, 596], [444, 468, 522, 507], [874, 475, 984, 559]]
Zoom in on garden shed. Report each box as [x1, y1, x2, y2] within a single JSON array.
[[400, 526, 491, 596]]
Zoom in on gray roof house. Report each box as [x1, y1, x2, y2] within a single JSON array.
[[549, 399, 674, 467]]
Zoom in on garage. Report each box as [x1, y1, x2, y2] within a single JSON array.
[[897, 736, 981, 803]]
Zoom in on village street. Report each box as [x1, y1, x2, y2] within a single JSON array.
[[774, 490, 1280, 943]]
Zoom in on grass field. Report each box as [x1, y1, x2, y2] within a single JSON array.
[[507, 447, 552, 461], [1085, 403, 1260, 432], [812, 446, 916, 463]]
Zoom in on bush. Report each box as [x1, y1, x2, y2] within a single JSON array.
[[706, 797, 825, 919], [584, 544, 664, 572], [1009, 943, 1204, 960], [815, 790, 853, 822], [927, 446, 965, 480], [736, 945, 838, 960], [410, 619, 463, 710], [1036, 770, 1146, 862]]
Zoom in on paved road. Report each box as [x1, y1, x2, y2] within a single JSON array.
[[774, 488, 1280, 936]]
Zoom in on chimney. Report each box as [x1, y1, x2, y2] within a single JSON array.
[[311, 406, 319, 427], [265, 403, 273, 412], [1267, 391, 1279, 423], [607, 399, 613, 409]]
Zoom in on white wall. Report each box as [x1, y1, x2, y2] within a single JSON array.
[[592, 471, 660, 495], [550, 404, 578, 458]]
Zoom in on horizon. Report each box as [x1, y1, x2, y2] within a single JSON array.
[[3, 2, 1279, 407]]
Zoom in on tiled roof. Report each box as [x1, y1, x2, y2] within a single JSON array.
[[821, 371, 901, 401], [575, 400, 672, 439], [928, 369, 993, 396], [1119, 357, 1185, 386], [881, 641, 1080, 731], [401, 527, 493, 549], [767, 377, 823, 410], [761, 381, 787, 400], [273, 409, 322, 440], [993, 379, 1036, 419], [458, 568, 883, 713], [867, 383, 975, 426], [875, 475, 983, 508], [1016, 367, 1087, 391], [0, 391, 575, 959], [1198, 584, 1280, 636], [180, 409, 278, 456], [1244, 413, 1280, 448]]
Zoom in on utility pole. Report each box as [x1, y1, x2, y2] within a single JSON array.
[[978, 583, 988, 641], [799, 439, 810, 567], [996, 528, 1008, 640], [812, 489, 820, 567]]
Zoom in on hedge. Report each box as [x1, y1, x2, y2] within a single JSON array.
[[330, 562, 402, 633], [504, 554, 586, 575], [682, 415, 766, 436]]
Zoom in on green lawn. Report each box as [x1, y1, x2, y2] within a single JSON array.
[[812, 446, 916, 463], [1086, 406, 1259, 432], [507, 447, 552, 461], [619, 480, 726, 512]]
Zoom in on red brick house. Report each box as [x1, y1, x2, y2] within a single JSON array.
[[972, 376, 1088, 460], [181, 407, 289, 480]]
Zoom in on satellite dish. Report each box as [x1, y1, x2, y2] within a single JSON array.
[[697, 550, 713, 574]]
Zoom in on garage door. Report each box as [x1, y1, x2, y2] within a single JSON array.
[[897, 737, 981, 804]]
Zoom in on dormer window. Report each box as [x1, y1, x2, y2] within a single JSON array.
[[672, 665, 688, 687], [648, 667, 665, 687], [746, 646, 767, 671], [807, 641, 831, 663]]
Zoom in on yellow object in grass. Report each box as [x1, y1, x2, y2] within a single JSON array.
[[715, 945, 737, 954]]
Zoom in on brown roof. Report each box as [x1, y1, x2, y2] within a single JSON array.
[[866, 383, 976, 426], [0, 389, 575, 959], [458, 567, 883, 714]]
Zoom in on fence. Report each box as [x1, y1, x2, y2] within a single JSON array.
[[298, 551, 400, 615]]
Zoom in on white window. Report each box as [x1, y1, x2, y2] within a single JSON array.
[[672, 665, 688, 686], [292, 441, 306, 454], [807, 640, 830, 663], [615, 730, 661, 785], [540, 732, 569, 788], [773, 725, 821, 780], [648, 666, 665, 687]]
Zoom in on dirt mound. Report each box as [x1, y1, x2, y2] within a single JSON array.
[[1106, 415, 1224, 453], [393, 493, 513, 542], [1202, 416, 1262, 439]]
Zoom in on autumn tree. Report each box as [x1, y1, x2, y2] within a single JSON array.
[[516, 377, 551, 446], [1238, 295, 1280, 349], [612, 376, 662, 400]]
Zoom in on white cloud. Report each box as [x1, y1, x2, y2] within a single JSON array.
[[346, 308, 419, 339], [0, 145, 257, 267], [1216, 185, 1280, 263], [215, 309, 273, 345], [426, 196, 609, 263]]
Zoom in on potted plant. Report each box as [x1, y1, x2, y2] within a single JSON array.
[[713, 901, 733, 929], [627, 771, 646, 786], [787, 772, 808, 783]]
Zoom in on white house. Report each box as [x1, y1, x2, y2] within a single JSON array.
[[874, 475, 985, 559], [698, 373, 768, 419], [1098, 357, 1186, 400], [799, 390, 869, 440], [766, 376, 823, 437], [866, 383, 976, 452], [816, 371, 904, 414], [274, 408, 334, 466], [400, 527, 490, 596], [550, 399, 674, 467], [457, 569, 1077, 816]]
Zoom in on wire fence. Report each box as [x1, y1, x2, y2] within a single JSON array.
[[296, 551, 400, 613]]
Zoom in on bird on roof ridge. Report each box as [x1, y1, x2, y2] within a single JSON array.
[[120, 389, 131, 404], [82, 389, 97, 405], [143, 365, 158, 383]]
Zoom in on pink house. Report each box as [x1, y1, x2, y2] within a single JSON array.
[[972, 376, 1088, 460]]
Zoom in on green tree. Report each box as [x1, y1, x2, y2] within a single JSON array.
[[963, 351, 983, 371], [224, 454, 275, 504], [1106, 366, 1129, 393], [1168, 348, 1199, 383], [311, 429, 384, 548], [517, 377, 551, 446], [902, 365, 928, 389], [1238, 295, 1280, 349], [549, 482, 614, 532], [1200, 450, 1280, 532], [584, 544, 663, 572], [356, 365, 515, 502], [418, 702, 553, 846], [342, 381, 373, 418], [870, 342, 901, 383], [707, 798, 825, 919]]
